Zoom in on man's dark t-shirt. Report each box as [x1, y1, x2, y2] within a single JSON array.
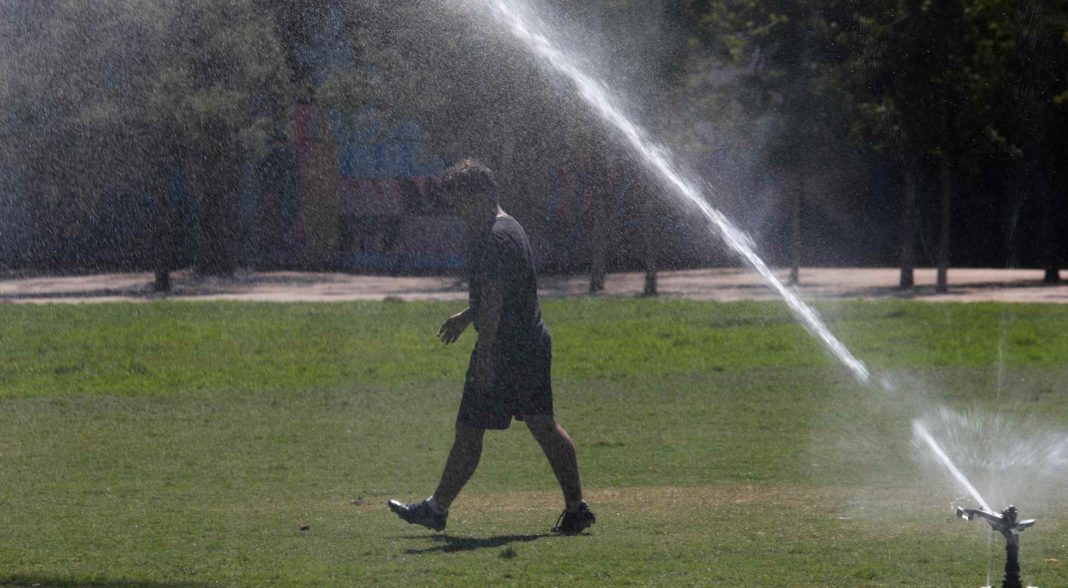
[[459, 214, 554, 429], [468, 214, 550, 355]]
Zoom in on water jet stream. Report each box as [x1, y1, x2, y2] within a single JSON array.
[[476, 0, 870, 384], [468, 1, 1009, 513], [913, 420, 992, 512]]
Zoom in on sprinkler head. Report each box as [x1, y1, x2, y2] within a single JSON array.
[[956, 505, 1037, 588], [955, 505, 1035, 541]]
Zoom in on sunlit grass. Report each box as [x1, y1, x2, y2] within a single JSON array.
[[3, 299, 1068, 397], [1, 299, 1067, 586]]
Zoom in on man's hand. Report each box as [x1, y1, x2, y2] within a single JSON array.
[[438, 309, 472, 344]]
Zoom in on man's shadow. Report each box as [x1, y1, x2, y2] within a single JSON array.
[[402, 533, 550, 554]]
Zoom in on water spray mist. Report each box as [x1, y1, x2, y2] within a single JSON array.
[[476, 0, 870, 384], [469, 2, 1044, 585]]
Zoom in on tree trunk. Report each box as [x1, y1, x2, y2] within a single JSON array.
[[154, 270, 172, 293], [936, 156, 952, 294], [899, 155, 917, 289], [1042, 182, 1060, 283], [153, 189, 175, 293], [193, 124, 241, 276], [640, 181, 658, 297], [643, 246, 657, 296], [789, 174, 802, 286], [151, 149, 177, 293], [588, 191, 607, 293], [299, 109, 340, 270]]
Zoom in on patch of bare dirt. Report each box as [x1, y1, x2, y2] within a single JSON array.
[[1, 268, 1066, 304]]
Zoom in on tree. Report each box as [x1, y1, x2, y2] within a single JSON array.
[[676, 0, 862, 286], [319, 1, 663, 284], [675, 0, 1068, 292], [992, 2, 1068, 283], [1, 0, 293, 284], [834, 0, 1032, 292]]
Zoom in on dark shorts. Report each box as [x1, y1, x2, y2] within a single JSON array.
[[457, 333, 553, 430]]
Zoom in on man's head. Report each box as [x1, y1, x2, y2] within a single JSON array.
[[441, 159, 499, 230]]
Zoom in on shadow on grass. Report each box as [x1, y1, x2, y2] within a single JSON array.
[[1, 576, 207, 587], [403, 533, 550, 554]]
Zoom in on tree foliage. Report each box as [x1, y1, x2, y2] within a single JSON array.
[[2, 0, 1065, 276], [1, 0, 294, 273], [676, 0, 1067, 277]]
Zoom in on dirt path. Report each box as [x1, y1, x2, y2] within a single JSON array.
[[2, 268, 1066, 304]]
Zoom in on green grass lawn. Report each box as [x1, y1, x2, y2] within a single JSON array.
[[1, 299, 1067, 586]]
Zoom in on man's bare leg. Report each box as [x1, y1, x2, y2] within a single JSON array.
[[388, 423, 483, 531], [525, 415, 583, 507], [431, 423, 486, 510]]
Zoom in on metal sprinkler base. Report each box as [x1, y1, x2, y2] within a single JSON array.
[[956, 505, 1036, 588]]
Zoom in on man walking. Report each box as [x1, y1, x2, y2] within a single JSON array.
[[388, 159, 595, 535]]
